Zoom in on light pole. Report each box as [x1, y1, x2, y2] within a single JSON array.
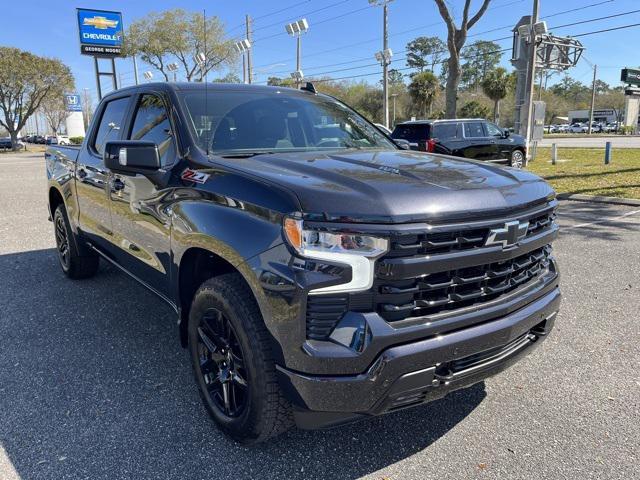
[[167, 63, 179, 82], [194, 52, 207, 82], [285, 18, 309, 88], [390, 93, 398, 126], [370, 0, 394, 129], [234, 39, 252, 84]]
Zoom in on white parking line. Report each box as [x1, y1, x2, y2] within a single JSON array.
[[563, 209, 640, 229]]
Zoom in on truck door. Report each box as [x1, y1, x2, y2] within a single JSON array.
[[76, 95, 131, 249], [107, 93, 175, 298]]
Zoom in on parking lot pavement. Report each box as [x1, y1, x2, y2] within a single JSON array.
[[538, 136, 640, 149], [1, 152, 638, 480]]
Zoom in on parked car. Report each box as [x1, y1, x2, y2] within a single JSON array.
[[46, 83, 560, 443], [569, 123, 588, 133], [0, 137, 12, 149], [33, 135, 46, 144], [46, 135, 71, 145], [0, 137, 24, 150], [374, 123, 392, 135], [391, 118, 527, 168]]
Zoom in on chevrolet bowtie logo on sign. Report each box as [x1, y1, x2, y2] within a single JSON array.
[[485, 221, 529, 249], [83, 16, 119, 30], [77, 8, 124, 57]]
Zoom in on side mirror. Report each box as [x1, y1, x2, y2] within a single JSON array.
[[104, 141, 161, 175], [502, 129, 510, 138], [394, 139, 411, 150]]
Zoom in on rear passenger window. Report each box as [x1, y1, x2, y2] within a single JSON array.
[[432, 123, 458, 140], [93, 97, 130, 155], [464, 122, 485, 138], [129, 94, 176, 167]]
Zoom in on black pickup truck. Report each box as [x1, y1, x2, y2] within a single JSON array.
[[46, 83, 560, 444]]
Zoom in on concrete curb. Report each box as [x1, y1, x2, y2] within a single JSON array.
[[557, 193, 640, 207]]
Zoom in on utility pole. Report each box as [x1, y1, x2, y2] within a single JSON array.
[[523, 0, 539, 166], [588, 64, 598, 134], [382, 2, 390, 129], [246, 15, 253, 84]]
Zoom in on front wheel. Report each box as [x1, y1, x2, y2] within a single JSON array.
[[53, 205, 99, 279], [188, 273, 294, 444], [510, 149, 525, 169]]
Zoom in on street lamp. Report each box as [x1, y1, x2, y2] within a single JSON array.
[[285, 18, 309, 88], [369, 0, 394, 128], [235, 39, 252, 84], [167, 63, 179, 82], [194, 52, 207, 81]]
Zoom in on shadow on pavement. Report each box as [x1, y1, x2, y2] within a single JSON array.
[[0, 248, 485, 480], [558, 201, 640, 242]]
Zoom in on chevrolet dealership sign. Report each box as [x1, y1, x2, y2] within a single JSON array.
[[77, 8, 123, 56]]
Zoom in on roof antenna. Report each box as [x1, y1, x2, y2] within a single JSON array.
[[203, 9, 209, 156]]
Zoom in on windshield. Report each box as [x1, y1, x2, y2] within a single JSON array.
[[181, 90, 395, 155]]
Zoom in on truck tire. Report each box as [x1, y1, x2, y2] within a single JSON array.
[[188, 273, 294, 444], [53, 205, 99, 279]]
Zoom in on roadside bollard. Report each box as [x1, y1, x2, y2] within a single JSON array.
[[551, 143, 557, 165], [605, 142, 612, 165]]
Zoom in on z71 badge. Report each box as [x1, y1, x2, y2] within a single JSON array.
[[181, 168, 210, 184]]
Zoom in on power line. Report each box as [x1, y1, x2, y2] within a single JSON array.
[[260, 7, 639, 78], [252, 0, 616, 71]]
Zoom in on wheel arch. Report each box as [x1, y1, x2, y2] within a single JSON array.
[[175, 246, 271, 349]]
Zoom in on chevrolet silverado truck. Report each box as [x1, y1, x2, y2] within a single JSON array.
[[46, 83, 560, 444]]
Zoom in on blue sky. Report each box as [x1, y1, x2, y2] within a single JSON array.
[[2, 0, 639, 102]]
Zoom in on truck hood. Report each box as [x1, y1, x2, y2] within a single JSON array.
[[217, 149, 554, 223]]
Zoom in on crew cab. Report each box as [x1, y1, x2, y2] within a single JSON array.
[[391, 119, 527, 168], [46, 83, 560, 444]]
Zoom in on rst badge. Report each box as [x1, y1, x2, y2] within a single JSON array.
[[181, 168, 210, 184]]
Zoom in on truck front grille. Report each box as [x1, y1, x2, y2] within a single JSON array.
[[305, 203, 558, 339], [376, 245, 552, 322]]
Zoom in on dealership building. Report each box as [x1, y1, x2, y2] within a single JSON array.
[[568, 109, 621, 124]]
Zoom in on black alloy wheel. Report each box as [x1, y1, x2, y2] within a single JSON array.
[[54, 210, 71, 271], [196, 307, 248, 418]]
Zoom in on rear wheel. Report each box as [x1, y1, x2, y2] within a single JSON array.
[[188, 273, 293, 444], [53, 205, 99, 279], [510, 149, 525, 169]]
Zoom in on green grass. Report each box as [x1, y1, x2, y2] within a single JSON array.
[[528, 147, 640, 199]]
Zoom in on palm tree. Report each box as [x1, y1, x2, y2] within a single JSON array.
[[408, 71, 439, 118], [481, 67, 510, 125]]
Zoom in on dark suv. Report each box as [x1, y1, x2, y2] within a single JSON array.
[[391, 119, 526, 168]]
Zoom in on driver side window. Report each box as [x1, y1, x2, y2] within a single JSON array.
[[129, 94, 176, 167]]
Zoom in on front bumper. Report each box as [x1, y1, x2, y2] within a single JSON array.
[[277, 286, 560, 429]]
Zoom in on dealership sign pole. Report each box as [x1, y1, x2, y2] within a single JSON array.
[[77, 8, 124, 100]]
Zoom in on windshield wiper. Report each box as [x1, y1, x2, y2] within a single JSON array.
[[217, 151, 274, 159]]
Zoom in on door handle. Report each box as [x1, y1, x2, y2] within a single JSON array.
[[111, 178, 125, 191]]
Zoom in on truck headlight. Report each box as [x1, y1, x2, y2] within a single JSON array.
[[284, 218, 388, 294]]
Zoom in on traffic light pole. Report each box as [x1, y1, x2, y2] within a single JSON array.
[[522, 0, 539, 166]]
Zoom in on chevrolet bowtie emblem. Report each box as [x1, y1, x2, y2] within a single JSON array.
[[485, 221, 529, 249], [83, 16, 118, 29]]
